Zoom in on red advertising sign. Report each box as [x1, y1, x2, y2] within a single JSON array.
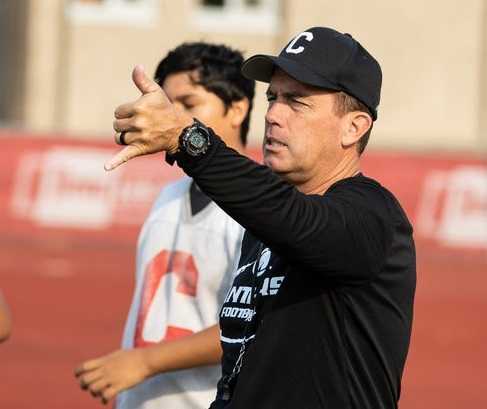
[[1, 131, 486, 252]]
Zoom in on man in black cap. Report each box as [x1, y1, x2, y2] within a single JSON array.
[[106, 27, 416, 409]]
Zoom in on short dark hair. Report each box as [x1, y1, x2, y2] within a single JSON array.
[[334, 92, 373, 155], [154, 42, 255, 146]]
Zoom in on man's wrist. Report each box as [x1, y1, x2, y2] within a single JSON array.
[[166, 138, 180, 156], [166, 116, 194, 155], [165, 122, 223, 168]]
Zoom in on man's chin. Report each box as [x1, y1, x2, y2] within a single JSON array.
[[264, 158, 291, 176], [264, 156, 279, 170]]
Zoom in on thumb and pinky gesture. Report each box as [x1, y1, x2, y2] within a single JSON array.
[[104, 65, 191, 171]]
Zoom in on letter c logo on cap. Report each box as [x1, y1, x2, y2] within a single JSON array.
[[286, 31, 314, 55]]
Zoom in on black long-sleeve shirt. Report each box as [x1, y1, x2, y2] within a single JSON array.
[[169, 130, 416, 409]]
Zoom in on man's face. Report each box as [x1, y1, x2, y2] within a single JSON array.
[[162, 70, 237, 148], [264, 69, 345, 187]]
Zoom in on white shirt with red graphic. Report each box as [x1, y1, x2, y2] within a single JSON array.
[[117, 177, 243, 409]]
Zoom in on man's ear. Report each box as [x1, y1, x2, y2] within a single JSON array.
[[228, 98, 250, 129], [341, 111, 372, 148]]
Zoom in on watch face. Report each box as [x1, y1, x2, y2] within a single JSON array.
[[183, 123, 210, 156], [190, 131, 206, 149]]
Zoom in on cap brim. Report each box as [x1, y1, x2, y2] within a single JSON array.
[[242, 54, 340, 92]]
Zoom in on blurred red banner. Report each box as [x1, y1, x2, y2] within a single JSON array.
[[1, 131, 486, 252]]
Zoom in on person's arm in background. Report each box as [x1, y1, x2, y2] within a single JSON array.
[[0, 290, 12, 342], [75, 321, 221, 405]]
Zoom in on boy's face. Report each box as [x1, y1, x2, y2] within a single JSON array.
[[162, 70, 240, 150]]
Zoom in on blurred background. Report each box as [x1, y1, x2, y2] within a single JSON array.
[[0, 1, 486, 408]]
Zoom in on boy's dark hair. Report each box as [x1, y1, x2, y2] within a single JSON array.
[[154, 42, 255, 146]]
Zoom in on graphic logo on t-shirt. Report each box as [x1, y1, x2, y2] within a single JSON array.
[[134, 249, 199, 347], [256, 247, 271, 276], [221, 248, 284, 329]]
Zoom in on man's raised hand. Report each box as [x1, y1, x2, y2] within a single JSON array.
[[104, 65, 193, 171]]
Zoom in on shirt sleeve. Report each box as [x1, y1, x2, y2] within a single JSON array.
[[168, 130, 394, 285]]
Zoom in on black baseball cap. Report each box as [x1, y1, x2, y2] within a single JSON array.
[[242, 27, 382, 120]]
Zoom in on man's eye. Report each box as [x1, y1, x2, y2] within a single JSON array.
[[266, 94, 276, 102]]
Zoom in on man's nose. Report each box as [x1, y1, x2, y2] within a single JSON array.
[[265, 101, 285, 127]]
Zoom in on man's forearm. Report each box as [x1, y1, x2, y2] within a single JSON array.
[[172, 132, 335, 266]]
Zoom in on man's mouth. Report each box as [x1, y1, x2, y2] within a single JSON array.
[[264, 137, 287, 150]]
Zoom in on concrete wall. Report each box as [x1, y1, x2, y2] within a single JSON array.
[[21, 0, 66, 131], [478, 1, 487, 153], [0, 0, 29, 126], [61, 0, 278, 140], [285, 0, 487, 153], [3, 0, 487, 153]]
